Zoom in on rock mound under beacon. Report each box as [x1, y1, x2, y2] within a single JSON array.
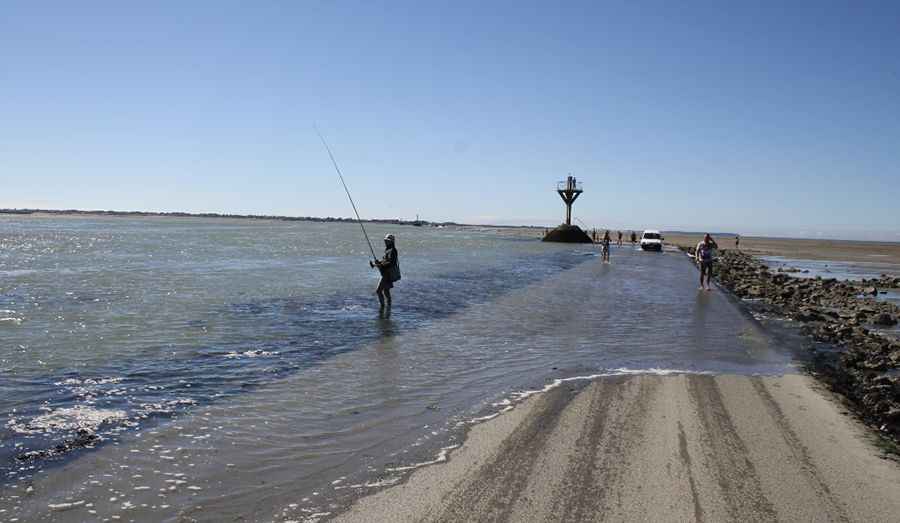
[[542, 224, 593, 243]]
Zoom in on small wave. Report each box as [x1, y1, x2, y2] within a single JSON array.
[[464, 406, 515, 425], [0, 317, 22, 325], [48, 500, 87, 512], [309, 304, 368, 317], [136, 398, 198, 416], [0, 269, 38, 277], [459, 367, 710, 427], [224, 349, 279, 359], [385, 444, 460, 473], [516, 367, 710, 397], [55, 377, 123, 387], [337, 475, 404, 491]]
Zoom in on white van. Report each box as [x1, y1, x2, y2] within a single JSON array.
[[640, 230, 663, 251]]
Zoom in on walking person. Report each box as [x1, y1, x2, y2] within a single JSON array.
[[371, 234, 401, 309], [617, 230, 623, 246], [630, 230, 637, 245], [695, 233, 718, 291], [735, 234, 741, 250], [601, 230, 611, 263]]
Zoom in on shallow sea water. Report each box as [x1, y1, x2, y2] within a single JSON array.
[[760, 255, 900, 281], [1, 216, 800, 521]]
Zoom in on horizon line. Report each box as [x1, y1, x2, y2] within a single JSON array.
[[3, 207, 900, 245]]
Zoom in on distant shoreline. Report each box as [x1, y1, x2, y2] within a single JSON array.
[[2, 209, 897, 248], [0, 208, 541, 230], [664, 232, 900, 264]]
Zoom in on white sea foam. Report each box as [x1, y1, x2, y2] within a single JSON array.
[[137, 398, 197, 416], [48, 500, 85, 511], [9, 406, 127, 434], [0, 317, 22, 325], [298, 512, 332, 523]]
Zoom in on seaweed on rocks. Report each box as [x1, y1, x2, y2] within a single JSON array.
[[685, 247, 900, 440], [16, 429, 100, 462]]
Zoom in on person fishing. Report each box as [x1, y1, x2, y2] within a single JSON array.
[[315, 127, 402, 311], [695, 233, 718, 291], [370, 234, 400, 309]]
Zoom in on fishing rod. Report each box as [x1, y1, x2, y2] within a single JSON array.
[[314, 125, 378, 261]]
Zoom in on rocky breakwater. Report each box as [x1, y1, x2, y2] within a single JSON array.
[[709, 249, 900, 439], [542, 224, 593, 243]]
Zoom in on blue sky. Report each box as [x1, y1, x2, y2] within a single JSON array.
[[2, 1, 899, 239]]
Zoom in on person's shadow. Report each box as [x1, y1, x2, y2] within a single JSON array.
[[691, 290, 712, 353]]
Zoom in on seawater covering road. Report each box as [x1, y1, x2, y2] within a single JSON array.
[[1, 221, 813, 522]]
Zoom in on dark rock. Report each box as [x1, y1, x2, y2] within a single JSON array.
[[872, 313, 898, 327], [542, 224, 593, 243], [706, 248, 900, 441], [885, 408, 900, 421], [796, 308, 824, 322], [16, 429, 100, 462]]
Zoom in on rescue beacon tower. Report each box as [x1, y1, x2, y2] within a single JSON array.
[[557, 175, 582, 226], [542, 174, 592, 243]]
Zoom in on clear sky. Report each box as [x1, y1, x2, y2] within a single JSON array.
[[2, 1, 899, 239]]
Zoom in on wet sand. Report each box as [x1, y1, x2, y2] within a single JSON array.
[[334, 374, 900, 522], [664, 233, 900, 265]]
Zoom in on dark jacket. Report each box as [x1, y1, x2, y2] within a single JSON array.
[[379, 246, 401, 282]]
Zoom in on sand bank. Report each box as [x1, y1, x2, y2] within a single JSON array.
[[334, 374, 900, 522], [664, 233, 900, 265]]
